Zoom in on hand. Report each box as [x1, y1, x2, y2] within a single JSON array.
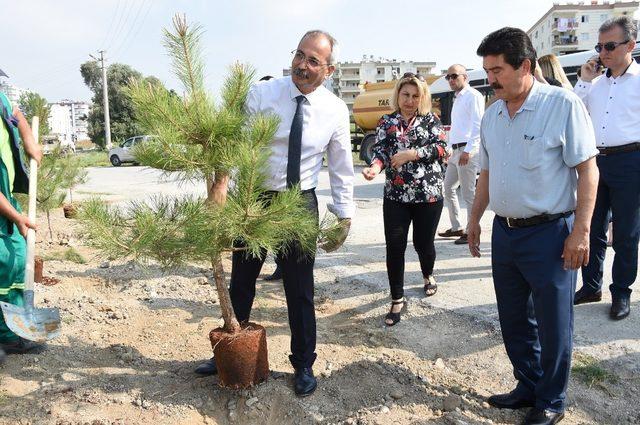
[[25, 143, 43, 166], [362, 164, 380, 181], [458, 152, 470, 166], [561, 229, 590, 270], [208, 174, 229, 206], [468, 221, 481, 257], [319, 218, 351, 253], [390, 149, 416, 169], [580, 58, 600, 82], [16, 215, 37, 238]]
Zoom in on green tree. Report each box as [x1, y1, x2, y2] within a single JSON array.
[[80, 15, 320, 335], [18, 92, 51, 138], [80, 62, 164, 148], [16, 147, 87, 238]]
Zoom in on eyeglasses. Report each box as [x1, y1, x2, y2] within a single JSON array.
[[445, 73, 464, 81], [594, 40, 630, 53], [291, 49, 331, 69], [402, 72, 425, 82]]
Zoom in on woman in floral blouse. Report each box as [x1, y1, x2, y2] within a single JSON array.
[[362, 73, 447, 326]]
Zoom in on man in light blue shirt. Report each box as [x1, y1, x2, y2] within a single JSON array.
[[468, 27, 599, 425]]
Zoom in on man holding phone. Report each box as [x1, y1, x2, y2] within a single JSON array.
[[574, 16, 640, 321]]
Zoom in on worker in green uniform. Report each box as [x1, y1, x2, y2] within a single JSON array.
[[0, 90, 43, 364]]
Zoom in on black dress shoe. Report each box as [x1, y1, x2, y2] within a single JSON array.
[[487, 389, 535, 409], [521, 407, 564, 425], [610, 297, 630, 320], [194, 357, 218, 375], [0, 337, 46, 355], [573, 287, 602, 305], [454, 234, 468, 245], [294, 367, 317, 397], [438, 228, 464, 238], [264, 266, 283, 281]]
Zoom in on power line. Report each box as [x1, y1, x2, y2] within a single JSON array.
[[105, 0, 136, 52], [99, 0, 123, 50], [110, 0, 153, 59]]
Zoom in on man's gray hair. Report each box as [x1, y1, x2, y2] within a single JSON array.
[[599, 16, 638, 42], [300, 30, 339, 64]]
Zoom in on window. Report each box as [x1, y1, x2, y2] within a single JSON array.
[[581, 15, 589, 23], [581, 32, 590, 41], [600, 14, 608, 23]]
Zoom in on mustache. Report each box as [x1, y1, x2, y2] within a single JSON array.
[[293, 68, 309, 79], [490, 82, 503, 90]]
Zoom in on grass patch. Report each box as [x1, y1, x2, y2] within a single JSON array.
[[74, 150, 111, 168], [43, 247, 86, 264], [572, 352, 618, 392]]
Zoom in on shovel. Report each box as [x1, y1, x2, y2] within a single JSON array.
[[0, 117, 61, 342]]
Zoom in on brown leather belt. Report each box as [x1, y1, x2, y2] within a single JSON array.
[[597, 142, 640, 156], [498, 211, 574, 228], [451, 142, 467, 150]]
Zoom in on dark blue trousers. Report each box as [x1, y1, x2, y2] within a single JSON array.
[[581, 151, 640, 299], [229, 190, 318, 369], [492, 214, 576, 412]]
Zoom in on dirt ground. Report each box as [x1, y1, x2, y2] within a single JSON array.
[[1, 208, 639, 425]]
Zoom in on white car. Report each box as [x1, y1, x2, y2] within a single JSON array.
[[108, 135, 153, 166]]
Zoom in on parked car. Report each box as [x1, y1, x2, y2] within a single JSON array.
[[108, 135, 153, 166]]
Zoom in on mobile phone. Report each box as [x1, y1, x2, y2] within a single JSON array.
[[595, 58, 604, 72]]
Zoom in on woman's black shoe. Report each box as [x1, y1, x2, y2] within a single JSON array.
[[384, 299, 407, 326]]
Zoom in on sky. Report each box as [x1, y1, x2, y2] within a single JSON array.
[[1, 0, 637, 103]]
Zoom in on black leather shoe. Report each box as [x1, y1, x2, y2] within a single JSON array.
[[294, 367, 317, 397], [0, 337, 46, 355], [521, 407, 564, 425], [610, 297, 630, 320], [194, 357, 218, 375], [264, 266, 283, 281], [487, 389, 535, 409], [454, 234, 468, 245], [573, 287, 602, 305], [438, 228, 464, 238]]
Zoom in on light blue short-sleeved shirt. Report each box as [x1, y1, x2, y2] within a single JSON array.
[[480, 80, 598, 218]]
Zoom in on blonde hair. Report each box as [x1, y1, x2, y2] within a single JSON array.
[[391, 76, 431, 115], [538, 54, 572, 90]]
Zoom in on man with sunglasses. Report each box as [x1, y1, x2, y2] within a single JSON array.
[[574, 16, 640, 321], [195, 30, 355, 397], [438, 64, 484, 245]]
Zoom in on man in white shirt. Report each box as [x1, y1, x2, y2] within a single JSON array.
[[573, 16, 640, 321], [195, 30, 355, 397], [439, 64, 484, 245]]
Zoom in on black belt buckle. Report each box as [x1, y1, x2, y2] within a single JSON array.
[[505, 217, 516, 228]]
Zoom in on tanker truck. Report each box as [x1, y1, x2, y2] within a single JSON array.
[[351, 76, 442, 164]]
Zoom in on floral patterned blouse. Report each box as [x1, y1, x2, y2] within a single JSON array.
[[371, 111, 447, 203]]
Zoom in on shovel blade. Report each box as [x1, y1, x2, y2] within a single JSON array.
[[0, 301, 61, 342]]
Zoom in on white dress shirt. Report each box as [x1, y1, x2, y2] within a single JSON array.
[[448, 85, 485, 153], [574, 60, 640, 147], [245, 76, 355, 218]]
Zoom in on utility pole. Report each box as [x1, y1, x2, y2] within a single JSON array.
[[89, 50, 112, 149]]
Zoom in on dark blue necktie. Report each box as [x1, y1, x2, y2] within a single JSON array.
[[287, 95, 305, 188]]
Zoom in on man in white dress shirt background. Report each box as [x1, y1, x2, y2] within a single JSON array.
[[438, 64, 485, 245], [573, 16, 639, 321], [195, 30, 355, 397]]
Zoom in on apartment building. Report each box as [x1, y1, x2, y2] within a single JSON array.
[[528, 1, 639, 57], [283, 56, 436, 113], [49, 100, 90, 141]]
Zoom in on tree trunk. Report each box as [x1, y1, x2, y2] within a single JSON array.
[[206, 173, 240, 334], [212, 255, 241, 334], [47, 210, 53, 240]]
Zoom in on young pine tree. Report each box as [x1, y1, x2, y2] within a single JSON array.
[[80, 15, 320, 334]]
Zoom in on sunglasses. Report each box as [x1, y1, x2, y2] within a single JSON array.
[[402, 72, 425, 82], [445, 73, 464, 81], [594, 40, 629, 53]]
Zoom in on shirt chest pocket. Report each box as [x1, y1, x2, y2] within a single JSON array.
[[519, 137, 546, 170]]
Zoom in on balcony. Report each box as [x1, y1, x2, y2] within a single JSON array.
[[553, 35, 578, 46], [340, 74, 361, 81], [552, 18, 579, 33]]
